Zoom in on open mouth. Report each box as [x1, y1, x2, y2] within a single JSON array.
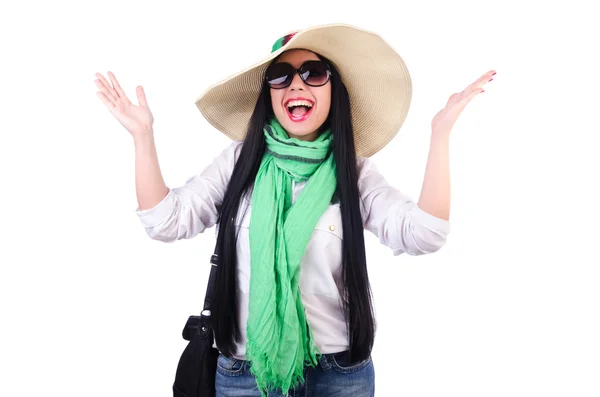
[[285, 99, 314, 122]]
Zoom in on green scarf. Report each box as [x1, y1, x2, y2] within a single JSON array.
[[245, 117, 337, 396]]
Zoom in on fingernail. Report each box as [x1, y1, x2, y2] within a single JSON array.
[[488, 78, 493, 82]]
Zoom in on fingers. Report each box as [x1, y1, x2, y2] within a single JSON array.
[[136, 85, 149, 109], [470, 70, 496, 89], [107, 71, 128, 101], [460, 70, 495, 101], [95, 73, 118, 103], [95, 80, 117, 107], [96, 91, 117, 116]]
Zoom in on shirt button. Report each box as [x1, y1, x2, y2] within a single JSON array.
[[329, 224, 335, 231]]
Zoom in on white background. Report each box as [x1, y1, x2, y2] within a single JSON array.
[[1, 0, 599, 396]]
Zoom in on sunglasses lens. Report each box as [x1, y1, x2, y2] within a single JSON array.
[[265, 61, 331, 88], [300, 61, 330, 86], [265, 63, 294, 89]]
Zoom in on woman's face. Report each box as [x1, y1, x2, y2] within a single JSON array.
[[269, 49, 331, 141]]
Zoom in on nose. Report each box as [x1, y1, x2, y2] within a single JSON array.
[[289, 71, 307, 91]]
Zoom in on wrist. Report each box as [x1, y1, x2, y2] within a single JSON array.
[[430, 130, 450, 147], [133, 129, 155, 146], [431, 128, 451, 140]]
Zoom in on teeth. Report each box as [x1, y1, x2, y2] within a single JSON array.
[[287, 100, 313, 108]]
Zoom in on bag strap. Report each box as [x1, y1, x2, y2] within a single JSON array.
[[202, 253, 219, 313]]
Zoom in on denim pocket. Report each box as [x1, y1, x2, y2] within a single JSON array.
[[329, 352, 373, 374], [216, 353, 246, 376]]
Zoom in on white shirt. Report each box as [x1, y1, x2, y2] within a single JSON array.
[[135, 140, 450, 359]]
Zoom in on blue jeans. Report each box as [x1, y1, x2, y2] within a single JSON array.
[[215, 350, 375, 396]]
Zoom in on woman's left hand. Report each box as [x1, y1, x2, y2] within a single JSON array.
[[431, 69, 496, 135]]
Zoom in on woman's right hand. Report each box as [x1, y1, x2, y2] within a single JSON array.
[[95, 71, 154, 140]]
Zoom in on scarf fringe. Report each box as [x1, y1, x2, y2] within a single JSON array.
[[247, 343, 322, 397], [246, 317, 323, 396]]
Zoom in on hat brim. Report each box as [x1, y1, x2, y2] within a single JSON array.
[[195, 23, 412, 158]]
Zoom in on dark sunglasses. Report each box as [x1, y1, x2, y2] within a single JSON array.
[[265, 60, 332, 89]]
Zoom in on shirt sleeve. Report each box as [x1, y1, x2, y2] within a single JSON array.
[[357, 156, 450, 256], [134, 140, 243, 242]]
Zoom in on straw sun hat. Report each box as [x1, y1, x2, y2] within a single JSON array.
[[195, 23, 412, 158]]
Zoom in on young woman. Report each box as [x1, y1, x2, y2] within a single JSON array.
[[95, 23, 495, 397]]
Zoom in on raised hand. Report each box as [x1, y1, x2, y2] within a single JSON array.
[[95, 71, 155, 139], [431, 70, 496, 135]]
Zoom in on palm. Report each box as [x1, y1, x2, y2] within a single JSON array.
[[113, 96, 153, 134], [95, 71, 154, 137]]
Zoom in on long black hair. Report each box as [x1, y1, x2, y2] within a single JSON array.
[[211, 52, 376, 363]]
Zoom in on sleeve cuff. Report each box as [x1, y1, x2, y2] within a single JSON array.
[[135, 189, 177, 229], [412, 204, 451, 235]]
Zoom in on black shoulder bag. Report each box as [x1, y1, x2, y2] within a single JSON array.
[[172, 253, 220, 397]]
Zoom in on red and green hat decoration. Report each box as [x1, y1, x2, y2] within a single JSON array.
[[271, 32, 297, 53]]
